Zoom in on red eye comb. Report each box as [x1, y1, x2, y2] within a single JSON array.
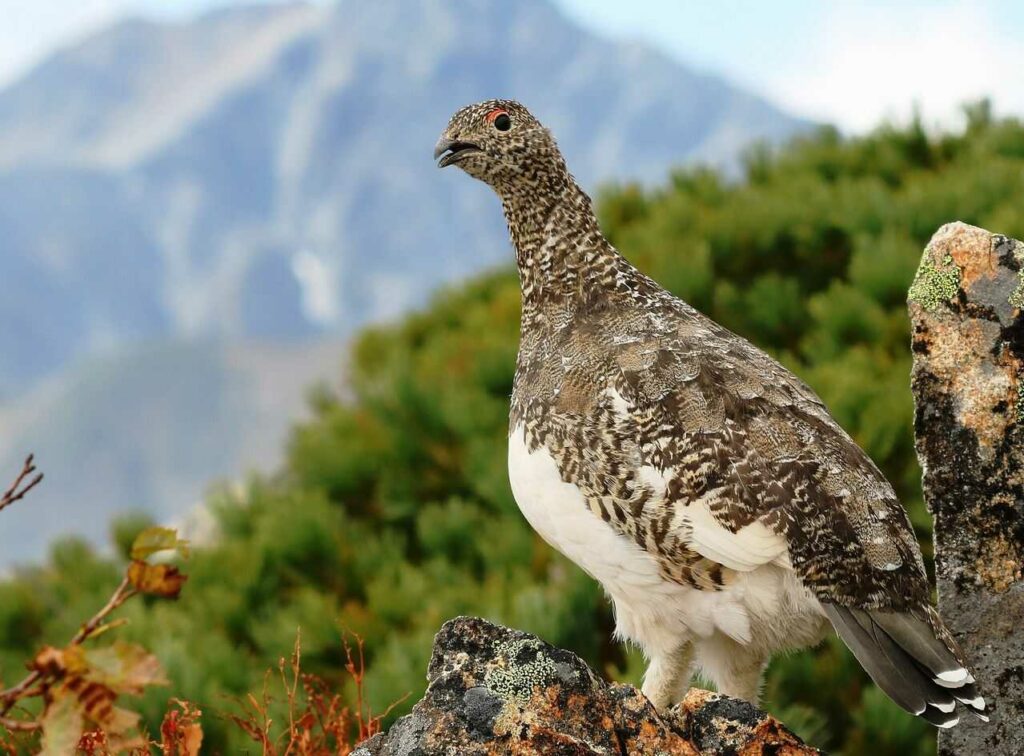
[[485, 108, 508, 123]]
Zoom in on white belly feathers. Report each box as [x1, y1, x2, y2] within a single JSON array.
[[507, 423, 671, 598], [507, 424, 827, 657]]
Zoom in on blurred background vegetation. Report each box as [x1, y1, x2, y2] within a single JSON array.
[[3, 103, 1024, 753]]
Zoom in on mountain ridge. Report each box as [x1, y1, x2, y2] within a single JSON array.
[[0, 0, 809, 392]]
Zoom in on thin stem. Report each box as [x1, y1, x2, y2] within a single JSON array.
[[0, 456, 43, 515], [69, 577, 135, 646], [0, 716, 40, 732]]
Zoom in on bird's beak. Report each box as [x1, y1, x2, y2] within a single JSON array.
[[434, 137, 481, 168]]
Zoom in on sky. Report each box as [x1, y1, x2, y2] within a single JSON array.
[[0, 0, 1022, 132]]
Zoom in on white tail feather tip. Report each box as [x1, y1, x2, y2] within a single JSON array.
[[936, 717, 960, 729], [936, 667, 973, 684]]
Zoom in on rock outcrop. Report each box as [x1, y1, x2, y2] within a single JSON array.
[[909, 222, 1024, 755], [355, 617, 818, 755]]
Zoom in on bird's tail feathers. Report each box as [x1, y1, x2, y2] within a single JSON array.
[[823, 603, 987, 728]]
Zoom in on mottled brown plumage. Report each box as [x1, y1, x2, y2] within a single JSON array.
[[435, 99, 985, 727]]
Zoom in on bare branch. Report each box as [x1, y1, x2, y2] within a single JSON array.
[[0, 456, 43, 515]]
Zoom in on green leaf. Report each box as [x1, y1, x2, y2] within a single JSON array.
[[40, 690, 83, 756], [130, 526, 190, 562]]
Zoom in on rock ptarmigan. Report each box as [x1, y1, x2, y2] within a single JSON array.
[[434, 99, 986, 727]]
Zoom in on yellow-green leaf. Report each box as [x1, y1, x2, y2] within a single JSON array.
[[130, 526, 190, 562], [40, 690, 83, 756], [78, 641, 167, 695]]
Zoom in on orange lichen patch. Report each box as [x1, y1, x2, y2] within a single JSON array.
[[914, 315, 1018, 454], [932, 222, 1002, 293], [738, 725, 819, 756], [974, 535, 1023, 594], [626, 721, 700, 756], [559, 690, 596, 718], [609, 685, 700, 755]]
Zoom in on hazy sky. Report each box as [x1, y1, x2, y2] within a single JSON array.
[[1, 0, 1021, 132]]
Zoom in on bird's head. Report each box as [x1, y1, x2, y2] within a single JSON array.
[[434, 99, 568, 197]]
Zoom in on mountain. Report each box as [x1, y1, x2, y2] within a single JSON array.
[[0, 0, 808, 394], [0, 0, 809, 564]]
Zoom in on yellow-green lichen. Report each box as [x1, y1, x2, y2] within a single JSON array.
[[1009, 243, 1024, 310], [485, 638, 559, 701], [909, 252, 961, 312]]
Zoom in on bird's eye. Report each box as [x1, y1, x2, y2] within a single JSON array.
[[486, 108, 512, 132]]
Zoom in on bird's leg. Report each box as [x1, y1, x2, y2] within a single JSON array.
[[641, 642, 693, 711], [712, 643, 770, 704], [715, 659, 766, 703], [696, 636, 767, 704]]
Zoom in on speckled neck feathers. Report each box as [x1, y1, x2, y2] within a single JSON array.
[[501, 171, 635, 325]]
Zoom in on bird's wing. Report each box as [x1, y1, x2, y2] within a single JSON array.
[[613, 311, 928, 609]]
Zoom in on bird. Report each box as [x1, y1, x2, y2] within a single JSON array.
[[434, 99, 987, 728]]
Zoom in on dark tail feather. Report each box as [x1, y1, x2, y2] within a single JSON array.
[[871, 608, 986, 716], [822, 604, 987, 728]]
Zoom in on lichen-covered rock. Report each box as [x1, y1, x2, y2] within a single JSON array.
[[669, 689, 816, 755], [909, 222, 1024, 756], [354, 617, 818, 755]]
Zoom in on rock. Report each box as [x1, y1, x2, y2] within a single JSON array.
[[355, 617, 818, 755], [909, 222, 1024, 755]]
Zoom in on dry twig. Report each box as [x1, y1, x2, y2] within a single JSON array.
[[0, 455, 42, 514]]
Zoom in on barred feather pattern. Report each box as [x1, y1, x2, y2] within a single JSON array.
[[437, 99, 983, 725]]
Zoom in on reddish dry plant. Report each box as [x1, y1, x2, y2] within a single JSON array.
[[228, 630, 406, 756], [75, 729, 109, 754], [70, 700, 203, 756], [158, 699, 203, 756]]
